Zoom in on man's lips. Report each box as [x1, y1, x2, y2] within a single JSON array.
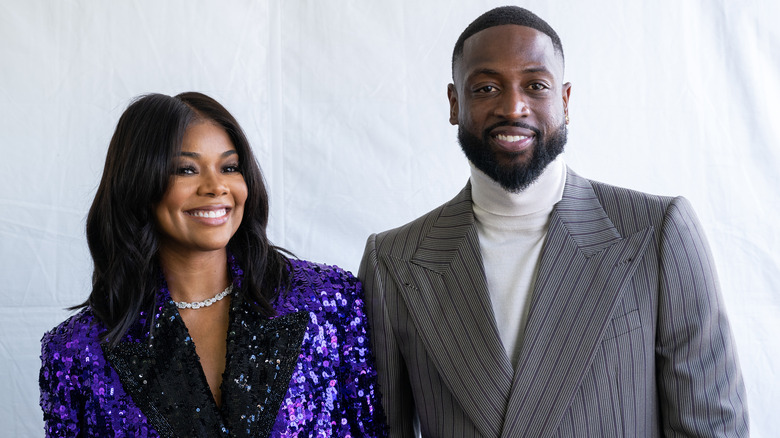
[[489, 127, 535, 153], [495, 133, 530, 142]]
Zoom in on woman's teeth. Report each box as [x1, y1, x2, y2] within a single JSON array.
[[188, 209, 227, 218]]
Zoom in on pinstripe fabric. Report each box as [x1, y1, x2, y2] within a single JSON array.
[[359, 169, 748, 438]]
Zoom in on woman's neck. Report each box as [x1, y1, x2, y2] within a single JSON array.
[[158, 247, 231, 302]]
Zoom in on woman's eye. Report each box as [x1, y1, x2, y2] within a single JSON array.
[[176, 166, 196, 175], [223, 164, 241, 173]]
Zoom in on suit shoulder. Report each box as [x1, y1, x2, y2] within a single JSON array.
[[375, 202, 446, 240], [371, 198, 456, 257], [588, 178, 674, 206], [586, 177, 681, 231]]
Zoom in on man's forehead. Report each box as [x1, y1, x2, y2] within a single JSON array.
[[463, 24, 553, 57], [456, 24, 561, 78]]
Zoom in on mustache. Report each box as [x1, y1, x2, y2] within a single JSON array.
[[483, 121, 541, 138]]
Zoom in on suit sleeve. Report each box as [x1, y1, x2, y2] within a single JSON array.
[[359, 234, 417, 438], [39, 330, 83, 437], [656, 196, 749, 437]]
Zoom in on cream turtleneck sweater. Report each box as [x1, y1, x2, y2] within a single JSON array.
[[470, 156, 566, 367]]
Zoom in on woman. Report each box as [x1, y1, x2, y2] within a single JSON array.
[[39, 92, 386, 437]]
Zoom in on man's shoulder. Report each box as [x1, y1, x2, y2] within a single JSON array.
[[371, 186, 469, 255], [585, 175, 674, 206], [572, 171, 683, 232], [375, 202, 445, 241]]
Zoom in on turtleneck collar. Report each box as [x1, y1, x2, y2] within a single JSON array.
[[469, 155, 567, 217]]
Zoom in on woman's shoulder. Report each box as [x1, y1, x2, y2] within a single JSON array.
[[288, 258, 357, 281], [41, 308, 103, 358], [43, 308, 100, 343], [288, 259, 360, 295], [40, 308, 104, 385], [275, 259, 362, 315]]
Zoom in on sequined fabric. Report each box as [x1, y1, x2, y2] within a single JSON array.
[[39, 259, 387, 437]]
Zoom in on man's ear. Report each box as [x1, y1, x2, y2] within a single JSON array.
[[447, 83, 459, 125], [562, 82, 572, 117]]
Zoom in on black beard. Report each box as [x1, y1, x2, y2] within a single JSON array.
[[457, 121, 567, 193]]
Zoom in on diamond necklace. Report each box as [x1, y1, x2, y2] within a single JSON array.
[[173, 284, 234, 309]]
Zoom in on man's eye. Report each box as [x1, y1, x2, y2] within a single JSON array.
[[529, 83, 548, 91], [477, 85, 497, 93]]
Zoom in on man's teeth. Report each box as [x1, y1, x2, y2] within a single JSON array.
[[495, 134, 528, 142], [189, 209, 227, 218]]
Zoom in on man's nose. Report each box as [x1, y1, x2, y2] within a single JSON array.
[[496, 89, 530, 119]]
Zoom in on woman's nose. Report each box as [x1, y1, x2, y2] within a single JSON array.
[[197, 170, 229, 197]]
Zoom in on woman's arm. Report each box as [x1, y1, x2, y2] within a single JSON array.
[[39, 328, 84, 437], [333, 265, 388, 437]]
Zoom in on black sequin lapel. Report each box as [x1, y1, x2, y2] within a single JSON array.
[[220, 308, 309, 437], [102, 302, 229, 438], [103, 294, 309, 438]]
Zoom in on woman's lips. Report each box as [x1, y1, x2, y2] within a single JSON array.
[[185, 207, 230, 225], [187, 208, 227, 219]]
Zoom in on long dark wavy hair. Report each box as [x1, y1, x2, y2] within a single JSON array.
[[77, 92, 290, 347]]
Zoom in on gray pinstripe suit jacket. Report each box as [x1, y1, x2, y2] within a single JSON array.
[[358, 169, 748, 437]]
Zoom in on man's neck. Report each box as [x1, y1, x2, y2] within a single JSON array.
[[469, 155, 567, 217]]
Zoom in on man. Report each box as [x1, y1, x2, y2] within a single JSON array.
[[359, 6, 748, 437]]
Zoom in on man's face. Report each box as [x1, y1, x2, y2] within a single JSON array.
[[448, 24, 571, 192]]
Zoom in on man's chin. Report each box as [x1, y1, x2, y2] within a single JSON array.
[[492, 148, 534, 166], [458, 123, 565, 192]]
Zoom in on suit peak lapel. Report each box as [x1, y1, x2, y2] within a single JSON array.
[[501, 171, 654, 436], [388, 182, 513, 438], [552, 169, 623, 257], [411, 182, 477, 273]]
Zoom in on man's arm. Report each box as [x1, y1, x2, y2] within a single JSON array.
[[656, 196, 749, 436], [359, 234, 418, 437]]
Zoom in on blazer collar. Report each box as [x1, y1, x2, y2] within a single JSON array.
[[381, 182, 513, 438], [102, 287, 308, 438], [409, 181, 477, 273], [389, 169, 653, 437], [500, 168, 653, 436]]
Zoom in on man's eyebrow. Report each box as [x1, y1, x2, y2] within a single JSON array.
[[467, 65, 553, 81], [466, 68, 501, 81], [521, 66, 553, 75]]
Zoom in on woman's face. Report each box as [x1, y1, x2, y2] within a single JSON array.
[[154, 121, 248, 256]]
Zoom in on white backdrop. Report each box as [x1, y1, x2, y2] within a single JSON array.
[[2, 1, 778, 436]]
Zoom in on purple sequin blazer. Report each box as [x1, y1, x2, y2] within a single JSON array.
[[39, 260, 387, 437]]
